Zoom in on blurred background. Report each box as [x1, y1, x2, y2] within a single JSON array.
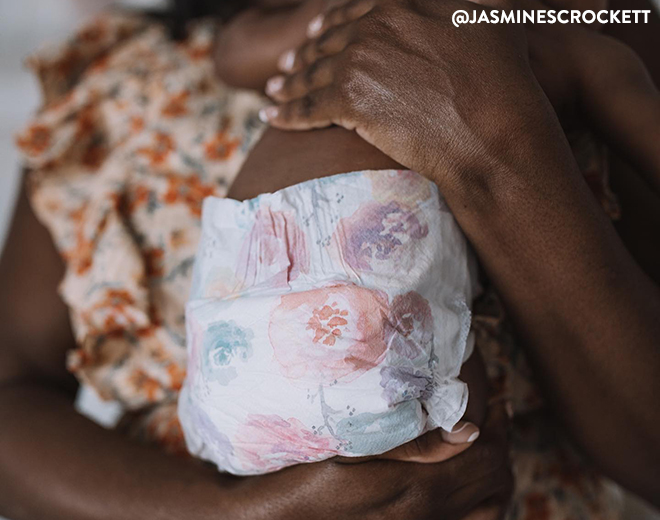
[[0, 1, 658, 519]]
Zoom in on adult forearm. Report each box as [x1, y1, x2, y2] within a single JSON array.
[[441, 113, 660, 503], [0, 382, 266, 520]]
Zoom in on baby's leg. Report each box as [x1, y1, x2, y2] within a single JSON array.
[[229, 126, 401, 200], [229, 127, 488, 429]]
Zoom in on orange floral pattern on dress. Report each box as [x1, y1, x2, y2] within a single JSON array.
[[144, 247, 165, 278], [204, 130, 240, 161], [162, 174, 218, 217], [62, 203, 102, 275], [81, 143, 107, 170], [55, 48, 82, 79], [16, 124, 51, 156], [81, 288, 143, 334], [127, 368, 162, 402], [79, 22, 106, 45], [161, 90, 190, 118], [15, 14, 266, 423], [128, 184, 150, 212], [137, 131, 175, 166], [186, 41, 212, 61]]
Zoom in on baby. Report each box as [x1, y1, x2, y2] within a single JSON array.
[[175, 0, 490, 476]]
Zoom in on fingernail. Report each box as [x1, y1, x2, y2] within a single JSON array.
[[266, 75, 285, 95], [441, 421, 480, 444], [278, 49, 296, 71], [258, 106, 279, 123], [307, 14, 324, 37]]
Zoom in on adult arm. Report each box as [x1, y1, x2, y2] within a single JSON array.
[[605, 0, 660, 285], [261, 0, 660, 504], [0, 183, 251, 520]]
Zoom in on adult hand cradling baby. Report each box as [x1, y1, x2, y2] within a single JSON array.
[[260, 0, 660, 507]]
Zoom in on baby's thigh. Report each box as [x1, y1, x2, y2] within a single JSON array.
[[228, 127, 401, 200]]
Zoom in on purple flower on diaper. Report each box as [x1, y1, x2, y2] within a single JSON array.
[[336, 201, 428, 272], [385, 291, 434, 360], [380, 366, 434, 406], [379, 291, 435, 406], [189, 400, 235, 463]]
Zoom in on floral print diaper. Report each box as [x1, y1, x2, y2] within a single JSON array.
[[179, 169, 479, 474]]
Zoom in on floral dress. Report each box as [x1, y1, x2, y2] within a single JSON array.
[[15, 12, 623, 519]]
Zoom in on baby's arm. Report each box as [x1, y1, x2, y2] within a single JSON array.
[[214, 1, 324, 90], [574, 31, 660, 194]]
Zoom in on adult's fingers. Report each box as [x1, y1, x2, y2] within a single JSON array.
[[443, 400, 511, 481], [259, 87, 342, 130], [278, 22, 351, 73], [267, 55, 337, 101], [307, 0, 376, 38], [377, 421, 480, 464]]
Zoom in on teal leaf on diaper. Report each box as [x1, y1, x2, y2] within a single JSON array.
[[334, 400, 421, 455]]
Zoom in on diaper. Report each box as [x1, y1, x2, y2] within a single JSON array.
[[179, 169, 478, 475]]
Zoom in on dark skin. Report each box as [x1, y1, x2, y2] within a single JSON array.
[[2, 0, 660, 518], [602, 0, 660, 286], [261, 0, 660, 505], [525, 0, 660, 293], [214, 0, 330, 90]]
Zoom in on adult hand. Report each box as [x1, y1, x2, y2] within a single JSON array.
[[250, 401, 512, 520], [214, 0, 346, 89], [259, 0, 556, 190]]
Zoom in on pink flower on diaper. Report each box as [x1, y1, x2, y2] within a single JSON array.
[[335, 201, 428, 272], [269, 283, 389, 383], [235, 414, 336, 471], [236, 206, 309, 290]]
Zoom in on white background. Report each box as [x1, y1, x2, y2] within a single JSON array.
[[0, 0, 658, 518]]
